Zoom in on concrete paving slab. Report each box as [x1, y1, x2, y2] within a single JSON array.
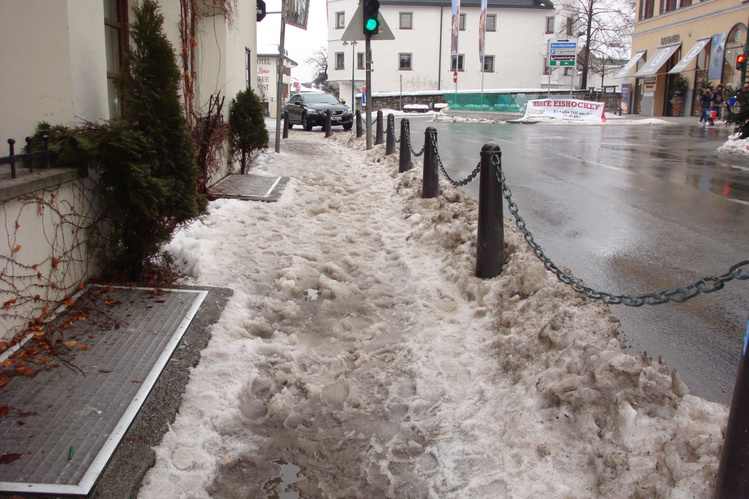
[[0, 286, 209, 496], [208, 174, 289, 201]]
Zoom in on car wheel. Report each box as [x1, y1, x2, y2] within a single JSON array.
[[343, 123, 353, 131], [303, 114, 314, 131]]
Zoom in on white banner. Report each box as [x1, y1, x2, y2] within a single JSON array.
[[525, 99, 606, 122]]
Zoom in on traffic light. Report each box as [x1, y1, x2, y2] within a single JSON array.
[[362, 0, 380, 36], [737, 54, 746, 71]]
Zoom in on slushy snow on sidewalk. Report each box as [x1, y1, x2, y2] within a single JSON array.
[[139, 131, 728, 498]]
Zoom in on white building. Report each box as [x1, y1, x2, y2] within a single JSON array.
[[327, 0, 558, 99], [257, 53, 298, 118], [326, 0, 625, 104]]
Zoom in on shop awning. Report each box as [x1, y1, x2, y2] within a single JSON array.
[[633, 43, 681, 77], [669, 37, 711, 74], [614, 50, 646, 79]]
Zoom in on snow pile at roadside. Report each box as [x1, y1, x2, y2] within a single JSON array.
[[139, 131, 728, 498], [433, 113, 679, 126], [717, 133, 749, 159]]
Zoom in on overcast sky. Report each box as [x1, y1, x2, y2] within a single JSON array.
[[257, 0, 329, 82]]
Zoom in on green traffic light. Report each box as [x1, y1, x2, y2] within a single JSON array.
[[365, 17, 379, 32]]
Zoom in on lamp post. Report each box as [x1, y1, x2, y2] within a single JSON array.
[[343, 40, 358, 112]]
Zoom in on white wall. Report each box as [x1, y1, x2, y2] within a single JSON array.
[[327, 0, 555, 94], [0, 0, 96, 143]]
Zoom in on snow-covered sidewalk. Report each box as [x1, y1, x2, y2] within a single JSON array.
[[139, 131, 728, 498]]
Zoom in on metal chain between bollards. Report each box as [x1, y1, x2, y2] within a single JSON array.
[[430, 133, 481, 187], [406, 130, 424, 157], [495, 158, 749, 306]]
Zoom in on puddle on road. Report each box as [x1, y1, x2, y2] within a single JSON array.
[[261, 460, 305, 499]]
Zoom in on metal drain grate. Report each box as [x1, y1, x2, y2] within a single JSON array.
[[0, 286, 207, 496], [207, 174, 289, 201]]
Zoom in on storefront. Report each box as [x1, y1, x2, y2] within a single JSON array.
[[621, 0, 748, 117]]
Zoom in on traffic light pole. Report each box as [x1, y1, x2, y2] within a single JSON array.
[[365, 34, 373, 150]]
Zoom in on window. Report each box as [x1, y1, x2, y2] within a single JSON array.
[[482, 55, 495, 72], [336, 12, 345, 29], [450, 54, 465, 71], [245, 48, 252, 89], [566, 17, 573, 36], [104, 0, 127, 119], [564, 67, 572, 76], [335, 52, 345, 70], [545, 16, 555, 34], [543, 59, 550, 75], [665, 0, 677, 11], [640, 0, 655, 19], [357, 52, 365, 70], [399, 53, 412, 70], [459, 13, 466, 31], [400, 12, 413, 29], [486, 14, 496, 32], [679, 0, 692, 6]]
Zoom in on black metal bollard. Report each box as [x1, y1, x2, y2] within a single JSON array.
[[356, 110, 363, 138], [325, 110, 332, 137], [475, 143, 504, 279], [399, 118, 411, 173], [422, 127, 439, 198], [385, 113, 395, 155], [714, 315, 749, 497], [375, 110, 384, 145], [282, 113, 289, 139]]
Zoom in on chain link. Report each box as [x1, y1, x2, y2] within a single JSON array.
[[431, 133, 481, 187], [406, 127, 424, 157], [494, 157, 748, 306]]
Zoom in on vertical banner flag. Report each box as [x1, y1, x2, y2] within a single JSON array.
[[451, 0, 460, 58], [285, 0, 310, 29], [709, 33, 726, 80], [479, 0, 487, 65]]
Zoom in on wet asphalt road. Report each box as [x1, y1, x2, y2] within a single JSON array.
[[405, 116, 749, 405]]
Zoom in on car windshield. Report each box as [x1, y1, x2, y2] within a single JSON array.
[[303, 93, 340, 105]]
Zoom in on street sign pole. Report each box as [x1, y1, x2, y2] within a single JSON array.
[[365, 33, 372, 150]]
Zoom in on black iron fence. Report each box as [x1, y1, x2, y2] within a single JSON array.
[[1, 136, 56, 179]]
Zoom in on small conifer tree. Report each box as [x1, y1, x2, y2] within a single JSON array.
[[94, 0, 206, 280], [229, 89, 269, 174]]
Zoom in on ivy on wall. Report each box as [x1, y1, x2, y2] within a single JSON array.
[[0, 180, 97, 348]]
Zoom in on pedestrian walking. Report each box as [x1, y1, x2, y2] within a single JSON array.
[[712, 84, 724, 120], [699, 87, 713, 126]]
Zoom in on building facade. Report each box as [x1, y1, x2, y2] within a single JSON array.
[[618, 0, 747, 116], [257, 53, 298, 118], [326, 0, 562, 101]]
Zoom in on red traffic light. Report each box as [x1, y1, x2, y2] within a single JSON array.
[[738, 54, 746, 70]]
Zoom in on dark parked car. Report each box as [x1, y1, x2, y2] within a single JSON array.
[[284, 92, 353, 131]]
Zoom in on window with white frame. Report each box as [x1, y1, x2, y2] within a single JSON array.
[[336, 11, 345, 29], [486, 14, 496, 31], [459, 13, 466, 30], [335, 52, 345, 70], [104, 0, 127, 119], [482, 55, 495, 72], [566, 17, 574, 36], [245, 48, 252, 88], [399, 53, 412, 70], [357, 52, 365, 69], [400, 12, 413, 29], [450, 54, 465, 71], [545, 16, 555, 34]]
